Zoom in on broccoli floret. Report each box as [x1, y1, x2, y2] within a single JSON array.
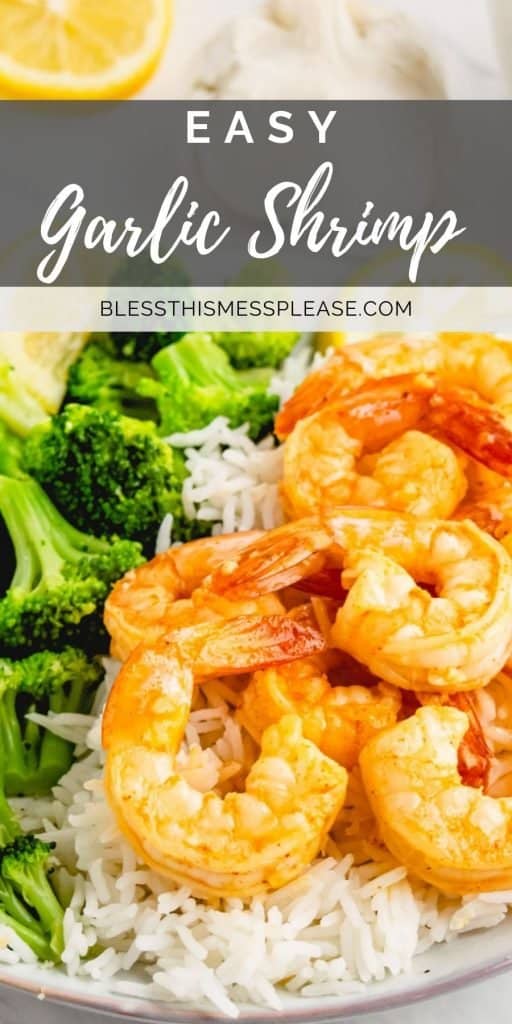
[[0, 359, 48, 438], [212, 332, 301, 370], [139, 335, 279, 441], [0, 763, 63, 962], [23, 404, 195, 553], [0, 648, 103, 795], [0, 474, 143, 654], [1, 835, 65, 961], [108, 332, 185, 362], [66, 338, 157, 420]]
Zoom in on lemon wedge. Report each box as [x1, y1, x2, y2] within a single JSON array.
[[0, 332, 88, 413], [0, 0, 172, 99]]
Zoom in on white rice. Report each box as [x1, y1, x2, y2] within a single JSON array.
[[162, 337, 326, 538], [168, 419, 285, 536], [4, 335, 512, 1015], [6, 661, 512, 1017]]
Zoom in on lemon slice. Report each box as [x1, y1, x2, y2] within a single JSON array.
[[315, 331, 372, 352], [0, 0, 172, 99], [0, 332, 88, 413]]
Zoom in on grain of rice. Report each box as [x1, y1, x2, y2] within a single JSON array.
[[155, 513, 174, 554]]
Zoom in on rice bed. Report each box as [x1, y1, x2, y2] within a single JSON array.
[[5, 339, 512, 1017], [10, 667, 512, 1019]]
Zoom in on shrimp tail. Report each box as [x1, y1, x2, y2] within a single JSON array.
[[430, 388, 512, 477], [450, 693, 492, 790], [415, 691, 492, 790], [275, 351, 349, 438], [294, 568, 347, 601], [208, 519, 333, 598], [103, 610, 326, 754], [166, 609, 327, 675], [311, 375, 434, 452]]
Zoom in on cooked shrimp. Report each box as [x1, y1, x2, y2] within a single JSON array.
[[282, 377, 468, 519], [102, 613, 347, 900], [104, 532, 284, 662], [208, 510, 512, 692], [238, 657, 401, 768], [275, 335, 443, 437], [359, 704, 512, 895], [430, 385, 512, 479], [442, 334, 512, 415], [455, 459, 512, 544], [465, 675, 512, 796], [277, 333, 512, 439], [414, 691, 492, 791], [282, 369, 512, 521]]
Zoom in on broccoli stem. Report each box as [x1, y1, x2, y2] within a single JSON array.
[[36, 677, 90, 791], [0, 661, 96, 796], [0, 905, 51, 961], [0, 876, 44, 931], [0, 425, 25, 478], [0, 694, 38, 796], [0, 363, 49, 439], [0, 479, 63, 591], [0, 476, 108, 589], [0, 762, 20, 847], [8, 863, 64, 957]]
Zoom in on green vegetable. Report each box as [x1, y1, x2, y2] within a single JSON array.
[[0, 359, 48, 439], [140, 334, 279, 440], [66, 337, 157, 420], [0, 764, 20, 849], [0, 834, 65, 961], [0, 761, 67, 962], [108, 331, 185, 362], [0, 647, 103, 795], [212, 331, 301, 369], [23, 404, 200, 553], [0, 473, 143, 653], [0, 423, 25, 478]]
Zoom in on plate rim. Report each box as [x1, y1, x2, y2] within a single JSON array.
[[1, 950, 512, 1023]]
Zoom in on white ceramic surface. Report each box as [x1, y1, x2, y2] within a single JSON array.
[[0, 912, 512, 1023]]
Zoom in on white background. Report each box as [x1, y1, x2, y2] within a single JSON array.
[[0, 1, 510, 1022], [146, 0, 505, 100]]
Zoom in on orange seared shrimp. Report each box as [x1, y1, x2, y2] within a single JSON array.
[[238, 657, 401, 769], [282, 372, 512, 521], [454, 460, 512, 554], [441, 334, 512, 416], [102, 612, 347, 900], [104, 532, 285, 662], [360, 704, 512, 896], [275, 335, 444, 437], [282, 377, 468, 519], [276, 333, 512, 440], [207, 510, 512, 692]]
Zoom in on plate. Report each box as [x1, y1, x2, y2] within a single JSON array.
[[0, 917, 512, 1022]]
